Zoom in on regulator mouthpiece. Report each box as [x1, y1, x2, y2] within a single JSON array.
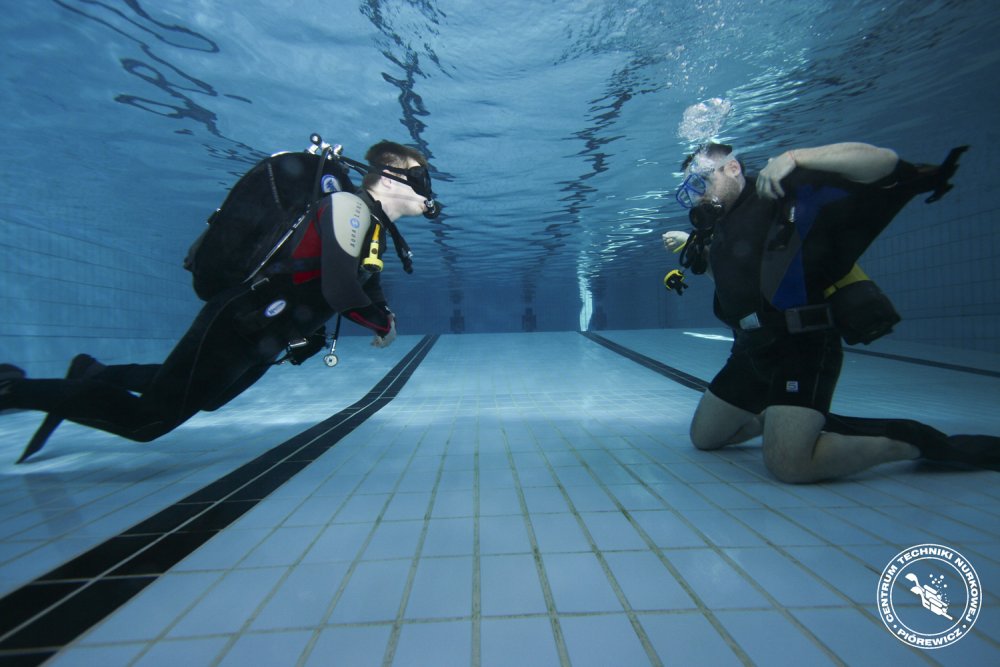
[[423, 199, 442, 219], [689, 197, 725, 233]]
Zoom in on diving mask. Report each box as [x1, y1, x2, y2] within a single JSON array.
[[675, 171, 709, 209], [373, 163, 442, 219], [675, 143, 737, 209]]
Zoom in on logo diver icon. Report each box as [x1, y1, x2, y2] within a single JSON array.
[[905, 572, 954, 621]]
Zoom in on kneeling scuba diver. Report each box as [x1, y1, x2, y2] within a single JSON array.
[[663, 144, 968, 347]]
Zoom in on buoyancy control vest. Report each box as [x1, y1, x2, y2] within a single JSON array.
[[758, 188, 902, 345], [717, 146, 968, 345]]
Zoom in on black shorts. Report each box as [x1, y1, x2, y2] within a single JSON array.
[[708, 330, 843, 415]]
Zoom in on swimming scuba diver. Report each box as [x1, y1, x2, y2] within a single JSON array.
[[667, 140, 999, 483], [1, 137, 442, 463]]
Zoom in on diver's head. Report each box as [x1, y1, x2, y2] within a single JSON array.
[[675, 142, 745, 215], [364, 140, 441, 220]]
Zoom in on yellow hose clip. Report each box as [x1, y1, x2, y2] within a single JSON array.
[[663, 269, 688, 295], [362, 222, 384, 273]]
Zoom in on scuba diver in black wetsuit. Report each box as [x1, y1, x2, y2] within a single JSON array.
[[665, 140, 999, 483], [0, 138, 442, 463]]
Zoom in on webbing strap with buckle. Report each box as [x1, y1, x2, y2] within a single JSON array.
[[784, 303, 834, 333], [738, 303, 834, 334]]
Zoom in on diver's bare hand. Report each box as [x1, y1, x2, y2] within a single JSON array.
[[371, 316, 397, 349], [662, 230, 690, 253], [756, 151, 797, 199]]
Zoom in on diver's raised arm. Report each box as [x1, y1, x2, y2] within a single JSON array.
[[757, 142, 899, 199]]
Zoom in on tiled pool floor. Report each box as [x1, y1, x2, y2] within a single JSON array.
[[1, 330, 998, 666]]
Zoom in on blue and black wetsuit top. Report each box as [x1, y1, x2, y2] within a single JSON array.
[[708, 161, 932, 331]]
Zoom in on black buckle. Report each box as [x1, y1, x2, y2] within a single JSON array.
[[785, 304, 834, 333]]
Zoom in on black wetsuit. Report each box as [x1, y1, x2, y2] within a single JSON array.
[[4, 194, 393, 442], [707, 166, 922, 415], [700, 153, 1000, 468]]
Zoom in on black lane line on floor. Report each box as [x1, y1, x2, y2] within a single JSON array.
[[0, 335, 439, 663], [584, 332, 1000, 387], [843, 347, 1000, 378], [581, 332, 710, 392]]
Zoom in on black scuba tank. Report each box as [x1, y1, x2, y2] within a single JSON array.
[[184, 151, 355, 301]]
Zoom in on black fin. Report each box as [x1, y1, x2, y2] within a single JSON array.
[[16, 414, 63, 464], [924, 145, 969, 203]]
